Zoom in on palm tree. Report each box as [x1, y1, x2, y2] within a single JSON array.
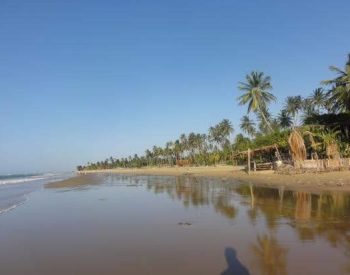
[[219, 119, 234, 145], [284, 95, 303, 126], [256, 106, 273, 134], [209, 125, 220, 150], [179, 133, 188, 158], [165, 141, 174, 165], [238, 71, 276, 132], [321, 54, 350, 112], [277, 110, 292, 129], [316, 128, 341, 159], [145, 149, 152, 166], [209, 119, 234, 149], [240, 115, 256, 137], [309, 88, 326, 114], [173, 139, 181, 161], [301, 97, 316, 120], [187, 132, 197, 160]]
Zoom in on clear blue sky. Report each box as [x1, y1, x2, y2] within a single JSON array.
[[0, 0, 349, 174]]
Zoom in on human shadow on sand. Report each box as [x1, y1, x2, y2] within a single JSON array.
[[221, 247, 250, 275]]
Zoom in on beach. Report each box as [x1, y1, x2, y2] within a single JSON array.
[[78, 166, 350, 192], [2, 173, 350, 274]]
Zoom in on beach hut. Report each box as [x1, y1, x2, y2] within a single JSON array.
[[232, 144, 282, 174]]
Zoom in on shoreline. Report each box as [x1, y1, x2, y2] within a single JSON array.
[[77, 166, 350, 193]]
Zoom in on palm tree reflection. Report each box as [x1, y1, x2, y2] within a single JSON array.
[[147, 176, 238, 219], [145, 175, 350, 271], [251, 234, 288, 275]]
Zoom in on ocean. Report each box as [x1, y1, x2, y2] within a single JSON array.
[[0, 173, 73, 214]]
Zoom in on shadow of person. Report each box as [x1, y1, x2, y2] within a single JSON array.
[[221, 247, 250, 275]]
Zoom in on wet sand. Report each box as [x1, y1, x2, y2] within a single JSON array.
[[2, 174, 350, 275], [78, 166, 350, 192]]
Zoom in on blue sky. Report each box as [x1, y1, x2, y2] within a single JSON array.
[[0, 0, 349, 173]]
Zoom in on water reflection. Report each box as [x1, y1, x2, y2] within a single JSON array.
[[147, 176, 238, 219], [146, 175, 350, 273], [251, 234, 287, 275]]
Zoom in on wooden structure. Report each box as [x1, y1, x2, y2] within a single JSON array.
[[232, 144, 281, 174]]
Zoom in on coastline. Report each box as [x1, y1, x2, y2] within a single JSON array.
[[77, 166, 350, 193]]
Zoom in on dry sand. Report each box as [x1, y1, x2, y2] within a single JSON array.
[[77, 165, 350, 192]]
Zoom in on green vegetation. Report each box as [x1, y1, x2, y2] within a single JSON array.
[[77, 54, 350, 171]]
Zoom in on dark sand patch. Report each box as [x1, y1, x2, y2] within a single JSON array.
[[45, 174, 102, 189]]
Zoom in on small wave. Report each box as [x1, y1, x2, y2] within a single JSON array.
[[0, 177, 46, 185], [0, 197, 28, 215]]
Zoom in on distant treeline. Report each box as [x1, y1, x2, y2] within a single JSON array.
[[78, 54, 350, 171]]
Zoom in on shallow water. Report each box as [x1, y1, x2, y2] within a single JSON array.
[[0, 173, 72, 214], [0, 174, 350, 274]]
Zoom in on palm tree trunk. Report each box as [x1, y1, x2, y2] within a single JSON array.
[[258, 105, 274, 133]]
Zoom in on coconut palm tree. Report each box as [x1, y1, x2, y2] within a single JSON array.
[[309, 88, 326, 114], [256, 106, 274, 134], [187, 132, 197, 159], [209, 119, 234, 149], [145, 149, 153, 166], [238, 71, 276, 132], [277, 110, 292, 129], [316, 128, 341, 159], [240, 115, 256, 137], [178, 133, 189, 159], [322, 54, 350, 112], [284, 95, 303, 126], [173, 139, 181, 161], [165, 141, 174, 165], [219, 119, 234, 145], [301, 97, 317, 121]]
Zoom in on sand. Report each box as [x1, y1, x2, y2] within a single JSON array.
[[77, 165, 350, 193]]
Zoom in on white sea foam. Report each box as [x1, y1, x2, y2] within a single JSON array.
[[0, 172, 74, 215], [0, 199, 27, 214], [0, 177, 45, 185]]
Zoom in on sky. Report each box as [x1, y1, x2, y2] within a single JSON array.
[[0, 0, 349, 174]]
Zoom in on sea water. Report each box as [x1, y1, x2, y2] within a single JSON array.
[[0, 173, 73, 214]]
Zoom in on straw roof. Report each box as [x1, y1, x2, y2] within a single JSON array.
[[232, 144, 279, 158]]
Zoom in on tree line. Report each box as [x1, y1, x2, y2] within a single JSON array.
[[78, 54, 350, 171]]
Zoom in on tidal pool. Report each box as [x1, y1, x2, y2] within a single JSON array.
[[0, 174, 349, 274]]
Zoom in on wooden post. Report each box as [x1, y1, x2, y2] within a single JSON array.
[[274, 144, 282, 161], [247, 148, 251, 175], [232, 152, 234, 168]]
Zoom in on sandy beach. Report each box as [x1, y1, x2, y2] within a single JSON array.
[[77, 166, 350, 192], [3, 173, 350, 274]]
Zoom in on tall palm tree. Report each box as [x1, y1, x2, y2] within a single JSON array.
[[322, 54, 350, 112], [209, 119, 234, 149], [256, 106, 273, 134], [145, 149, 153, 166], [187, 132, 198, 160], [240, 115, 256, 137], [309, 88, 326, 114], [238, 71, 276, 132], [173, 139, 181, 161], [219, 119, 234, 145], [284, 95, 303, 126], [301, 97, 316, 120], [209, 125, 221, 150], [165, 141, 174, 165], [179, 134, 188, 158], [277, 110, 292, 129]]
